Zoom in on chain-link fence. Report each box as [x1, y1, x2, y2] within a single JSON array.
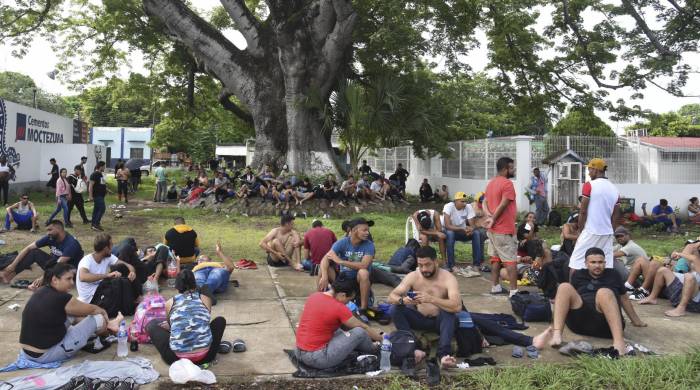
[[441, 138, 518, 180], [364, 146, 411, 175]]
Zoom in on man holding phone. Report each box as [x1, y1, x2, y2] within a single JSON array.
[[388, 246, 462, 368]]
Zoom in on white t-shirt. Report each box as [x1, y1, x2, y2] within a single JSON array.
[[76, 253, 119, 303], [0, 164, 10, 173], [441, 202, 475, 229], [370, 181, 383, 192], [581, 178, 619, 235]]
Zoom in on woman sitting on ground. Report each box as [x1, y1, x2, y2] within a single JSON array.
[[18, 263, 123, 365], [689, 197, 700, 224], [517, 212, 542, 262], [146, 269, 226, 365]]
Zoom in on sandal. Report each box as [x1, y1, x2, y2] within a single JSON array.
[[218, 341, 232, 354], [10, 279, 31, 289], [232, 339, 247, 353]]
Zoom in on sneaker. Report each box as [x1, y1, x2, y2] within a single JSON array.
[[90, 225, 100, 231], [629, 288, 650, 301], [490, 285, 506, 295]]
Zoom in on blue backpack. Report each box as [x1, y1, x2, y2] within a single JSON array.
[[510, 291, 552, 322]]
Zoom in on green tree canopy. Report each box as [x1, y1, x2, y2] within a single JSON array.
[[0, 71, 75, 116], [551, 106, 614, 137], [626, 104, 700, 137]]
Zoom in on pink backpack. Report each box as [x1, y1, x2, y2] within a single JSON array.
[[129, 293, 167, 343]]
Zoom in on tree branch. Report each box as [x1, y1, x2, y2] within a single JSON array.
[[218, 91, 255, 125], [619, 0, 672, 57], [220, 0, 264, 57], [312, 0, 336, 45], [317, 0, 357, 97], [1, 0, 54, 39]]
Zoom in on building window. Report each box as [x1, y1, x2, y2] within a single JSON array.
[[130, 148, 144, 159]]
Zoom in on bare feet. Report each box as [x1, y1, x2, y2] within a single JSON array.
[[613, 342, 627, 356], [665, 307, 687, 317], [415, 349, 426, 364], [638, 297, 657, 305], [439, 355, 457, 369], [550, 329, 563, 348], [532, 326, 553, 350], [0, 270, 15, 284], [293, 263, 304, 272], [107, 312, 125, 333]]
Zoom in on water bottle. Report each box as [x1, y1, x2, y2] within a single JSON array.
[[380, 335, 392, 372], [117, 320, 128, 358], [167, 258, 178, 288]]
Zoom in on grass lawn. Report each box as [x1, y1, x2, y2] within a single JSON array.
[[4, 173, 700, 389]]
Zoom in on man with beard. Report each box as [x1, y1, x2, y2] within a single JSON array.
[[388, 246, 461, 369], [0, 220, 84, 289]]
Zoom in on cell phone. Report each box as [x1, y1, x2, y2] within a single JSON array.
[[407, 291, 416, 299]]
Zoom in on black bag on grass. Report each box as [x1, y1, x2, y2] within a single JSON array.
[[0, 252, 18, 270], [455, 310, 483, 357], [510, 291, 552, 322], [389, 330, 418, 366]]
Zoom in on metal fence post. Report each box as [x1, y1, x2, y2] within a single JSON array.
[[459, 141, 463, 179], [637, 137, 642, 184], [484, 139, 489, 180]]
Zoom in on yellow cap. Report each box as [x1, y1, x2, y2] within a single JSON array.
[[587, 158, 607, 171], [454, 191, 468, 201]]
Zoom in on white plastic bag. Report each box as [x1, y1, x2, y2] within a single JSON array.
[[169, 358, 217, 384]]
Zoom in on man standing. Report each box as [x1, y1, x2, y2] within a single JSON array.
[[441, 192, 484, 273], [359, 160, 372, 176], [259, 214, 303, 270], [4, 194, 39, 232], [47, 158, 59, 189], [78, 156, 88, 179], [388, 246, 460, 369], [0, 156, 12, 206], [303, 220, 337, 274], [89, 161, 108, 232], [483, 157, 519, 296], [153, 161, 168, 203], [530, 168, 549, 225], [317, 218, 375, 316], [67, 165, 90, 225], [0, 220, 84, 289], [569, 158, 621, 273], [533, 247, 646, 356], [394, 163, 410, 194]]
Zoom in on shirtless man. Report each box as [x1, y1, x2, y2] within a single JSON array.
[[388, 246, 461, 369], [259, 214, 303, 271]]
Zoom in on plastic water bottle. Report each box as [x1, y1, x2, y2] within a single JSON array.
[[380, 335, 392, 372], [167, 258, 178, 288], [117, 320, 128, 358]]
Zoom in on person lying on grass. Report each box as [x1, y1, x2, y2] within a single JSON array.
[[533, 247, 646, 356], [639, 240, 700, 317]]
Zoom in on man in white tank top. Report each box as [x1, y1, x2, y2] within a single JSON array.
[[569, 159, 621, 271]]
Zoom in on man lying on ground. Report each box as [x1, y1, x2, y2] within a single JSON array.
[[17, 263, 123, 365], [3, 193, 39, 232], [295, 277, 383, 370], [639, 240, 700, 317], [533, 247, 646, 356], [260, 214, 303, 271], [388, 246, 460, 368], [611, 226, 659, 301], [193, 241, 236, 294], [0, 220, 84, 289]]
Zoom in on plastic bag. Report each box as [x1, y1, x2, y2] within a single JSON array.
[[143, 277, 159, 294], [169, 359, 216, 384]]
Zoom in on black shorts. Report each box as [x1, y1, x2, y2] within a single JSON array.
[[565, 301, 624, 339], [267, 253, 289, 267]]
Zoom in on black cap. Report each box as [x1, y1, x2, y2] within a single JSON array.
[[81, 156, 87, 160], [347, 217, 374, 229], [418, 211, 432, 229]]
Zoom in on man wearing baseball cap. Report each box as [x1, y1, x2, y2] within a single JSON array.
[[569, 158, 621, 273], [441, 191, 483, 273]]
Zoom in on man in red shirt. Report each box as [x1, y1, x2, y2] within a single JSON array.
[[483, 157, 519, 297], [303, 220, 337, 275], [295, 278, 383, 369]]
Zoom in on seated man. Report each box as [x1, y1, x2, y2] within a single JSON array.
[[4, 193, 39, 232], [295, 277, 382, 370], [388, 246, 460, 368], [164, 217, 200, 266], [76, 233, 137, 304], [435, 185, 449, 202], [303, 220, 337, 274], [642, 199, 679, 232], [259, 214, 303, 271], [317, 218, 375, 315], [419, 178, 433, 202], [411, 209, 447, 262], [441, 192, 484, 272], [532, 247, 646, 355], [193, 241, 236, 294], [611, 226, 658, 301], [639, 240, 700, 317], [213, 171, 229, 203], [0, 220, 84, 288]]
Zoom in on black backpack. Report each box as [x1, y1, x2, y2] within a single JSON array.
[[547, 211, 562, 227], [389, 330, 418, 366], [92, 277, 137, 318], [537, 251, 570, 299], [455, 310, 483, 357], [510, 291, 552, 322]]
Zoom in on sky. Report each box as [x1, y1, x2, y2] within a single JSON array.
[[1, 1, 698, 134]]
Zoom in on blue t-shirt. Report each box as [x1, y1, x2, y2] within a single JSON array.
[[331, 236, 375, 273], [652, 205, 673, 222], [35, 233, 84, 267]]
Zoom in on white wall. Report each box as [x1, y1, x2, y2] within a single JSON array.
[[617, 184, 697, 216]]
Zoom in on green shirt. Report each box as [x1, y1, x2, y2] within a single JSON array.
[[155, 166, 166, 182]]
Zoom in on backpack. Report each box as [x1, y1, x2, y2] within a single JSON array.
[[547, 211, 562, 227], [537, 251, 570, 299], [510, 291, 552, 322], [129, 293, 167, 344], [71, 174, 87, 194], [389, 330, 418, 366], [92, 277, 137, 318], [455, 310, 483, 357]]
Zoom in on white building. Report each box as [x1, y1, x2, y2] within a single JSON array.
[[90, 127, 153, 168]]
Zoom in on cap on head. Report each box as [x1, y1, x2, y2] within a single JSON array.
[[475, 191, 485, 203], [587, 158, 607, 171], [348, 217, 374, 230], [417, 211, 432, 229], [614, 226, 629, 236], [454, 191, 468, 202]]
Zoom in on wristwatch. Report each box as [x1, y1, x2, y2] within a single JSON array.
[[399, 297, 405, 305]]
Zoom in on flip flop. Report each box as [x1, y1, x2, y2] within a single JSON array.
[[512, 346, 524, 358], [10, 279, 31, 289], [558, 340, 593, 357], [526, 345, 539, 359], [232, 339, 246, 353], [218, 341, 232, 354]]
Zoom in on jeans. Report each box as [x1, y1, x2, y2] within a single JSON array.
[[24, 315, 101, 364], [392, 305, 456, 359], [154, 181, 167, 202], [12, 248, 54, 274], [48, 195, 70, 224], [5, 210, 33, 230], [194, 267, 231, 294], [470, 313, 532, 347], [534, 194, 550, 225], [296, 328, 375, 370], [68, 194, 89, 223], [445, 228, 485, 268], [146, 317, 226, 365], [91, 196, 105, 226]]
